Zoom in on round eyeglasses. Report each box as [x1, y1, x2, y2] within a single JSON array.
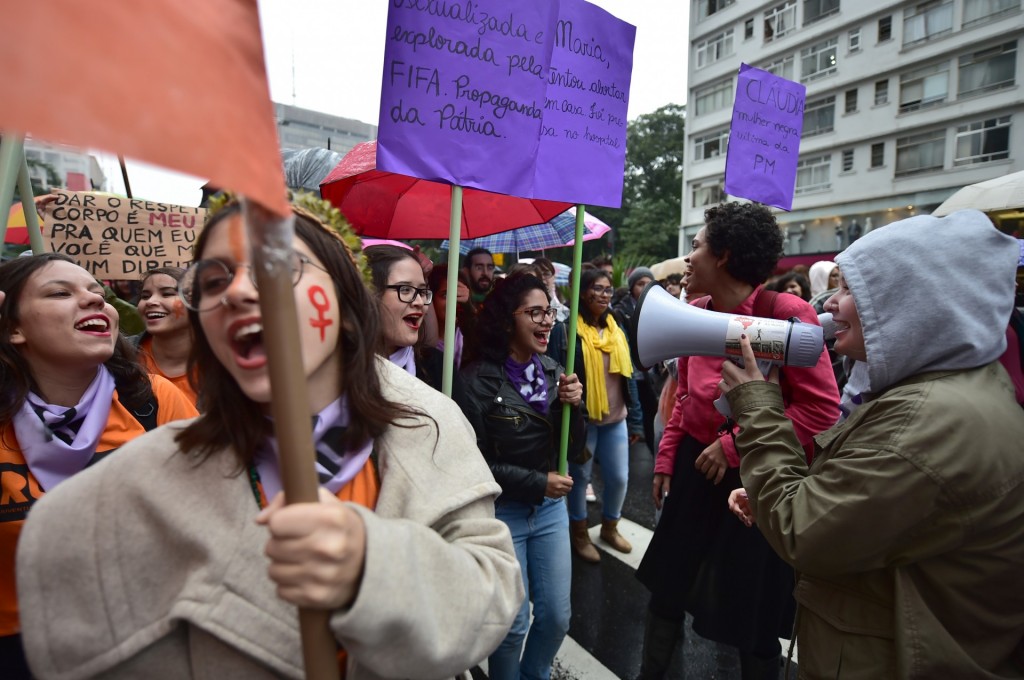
[[178, 253, 326, 312], [384, 284, 433, 305], [512, 307, 557, 324]]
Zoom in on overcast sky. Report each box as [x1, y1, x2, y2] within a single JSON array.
[[123, 0, 689, 206]]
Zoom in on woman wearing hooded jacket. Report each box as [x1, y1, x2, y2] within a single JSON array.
[[458, 272, 586, 680], [722, 209, 1024, 679]]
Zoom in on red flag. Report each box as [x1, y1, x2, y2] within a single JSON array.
[[0, 0, 288, 215]]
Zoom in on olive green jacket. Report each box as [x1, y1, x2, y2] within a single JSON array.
[[728, 363, 1024, 679]]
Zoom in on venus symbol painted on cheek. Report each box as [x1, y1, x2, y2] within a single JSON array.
[[171, 298, 186, 319], [308, 285, 333, 342]]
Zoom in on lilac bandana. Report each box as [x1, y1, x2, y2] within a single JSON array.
[[505, 354, 549, 415], [15, 366, 117, 491], [389, 346, 417, 376], [254, 395, 373, 500], [436, 327, 463, 370]]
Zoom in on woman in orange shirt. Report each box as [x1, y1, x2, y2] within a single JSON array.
[[0, 254, 198, 678], [133, 267, 199, 405]]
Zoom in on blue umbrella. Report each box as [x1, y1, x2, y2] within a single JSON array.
[[440, 207, 610, 254]]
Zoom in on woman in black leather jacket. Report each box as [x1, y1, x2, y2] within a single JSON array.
[[456, 273, 585, 680]]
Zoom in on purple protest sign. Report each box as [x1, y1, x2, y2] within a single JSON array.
[[724, 64, 806, 211], [533, 0, 635, 208], [377, 0, 558, 198]]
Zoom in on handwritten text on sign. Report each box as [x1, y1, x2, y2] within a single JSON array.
[[377, 0, 635, 208], [42, 190, 206, 277], [724, 64, 806, 211]]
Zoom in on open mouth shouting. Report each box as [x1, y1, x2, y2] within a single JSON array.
[[533, 328, 550, 348], [403, 311, 423, 332], [75, 314, 112, 336], [229, 318, 268, 369]]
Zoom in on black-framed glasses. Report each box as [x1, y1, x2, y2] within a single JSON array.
[[590, 286, 614, 297], [384, 284, 433, 305], [512, 307, 557, 324], [178, 253, 326, 312]]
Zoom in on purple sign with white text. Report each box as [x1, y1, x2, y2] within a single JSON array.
[[533, 0, 635, 207], [377, 0, 634, 208], [724, 64, 806, 211]]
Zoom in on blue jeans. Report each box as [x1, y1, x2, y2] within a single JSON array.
[[567, 419, 629, 522], [489, 497, 572, 680]]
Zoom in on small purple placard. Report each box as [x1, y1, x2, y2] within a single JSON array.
[[377, 0, 634, 208], [532, 0, 635, 208], [724, 64, 806, 211]]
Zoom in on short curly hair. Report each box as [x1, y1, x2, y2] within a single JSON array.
[[474, 273, 550, 364], [703, 202, 783, 287]]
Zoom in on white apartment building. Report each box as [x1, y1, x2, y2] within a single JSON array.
[[681, 0, 1023, 260]]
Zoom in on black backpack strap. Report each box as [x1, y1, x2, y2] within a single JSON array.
[[121, 395, 159, 432], [1010, 307, 1024, 368]]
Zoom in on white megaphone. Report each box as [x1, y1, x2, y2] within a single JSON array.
[[630, 283, 825, 372]]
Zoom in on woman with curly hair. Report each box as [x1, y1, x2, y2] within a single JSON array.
[[635, 202, 839, 679], [0, 254, 197, 678], [132, 266, 199, 405], [15, 197, 522, 679], [457, 272, 585, 680]]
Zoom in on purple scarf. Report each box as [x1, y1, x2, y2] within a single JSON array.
[[436, 327, 463, 370], [505, 354, 549, 415], [254, 395, 373, 500], [389, 346, 417, 376], [14, 367, 117, 491]]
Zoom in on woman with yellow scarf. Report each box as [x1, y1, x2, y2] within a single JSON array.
[[567, 267, 636, 563]]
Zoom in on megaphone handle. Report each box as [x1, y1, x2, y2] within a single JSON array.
[[714, 359, 775, 418]]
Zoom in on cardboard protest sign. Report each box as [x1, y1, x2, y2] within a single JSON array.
[[42, 191, 206, 278], [724, 64, 806, 211], [377, 0, 635, 208], [533, 0, 635, 207]]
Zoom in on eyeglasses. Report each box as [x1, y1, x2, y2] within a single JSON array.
[[590, 286, 614, 297], [178, 253, 326, 312], [385, 284, 433, 305], [512, 307, 557, 324]]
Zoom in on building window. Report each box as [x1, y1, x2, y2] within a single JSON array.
[[899, 63, 950, 112], [801, 38, 838, 82], [955, 116, 1011, 165], [904, 1, 954, 46], [878, 15, 893, 41], [872, 142, 888, 167], [958, 41, 1017, 97], [693, 178, 727, 207], [762, 54, 796, 80], [694, 79, 734, 116], [895, 129, 946, 176], [842, 148, 855, 171], [874, 79, 889, 105], [744, 18, 755, 39], [803, 96, 836, 136], [694, 129, 730, 161], [764, 1, 797, 41], [795, 155, 832, 194], [845, 88, 858, 113], [848, 28, 862, 52], [963, 0, 1019, 27], [696, 29, 735, 68], [697, 0, 736, 21], [804, 0, 840, 25], [870, 142, 885, 167]]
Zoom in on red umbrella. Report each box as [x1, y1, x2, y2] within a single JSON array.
[[320, 141, 572, 239]]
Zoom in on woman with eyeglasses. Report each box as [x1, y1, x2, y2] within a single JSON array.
[[366, 245, 457, 395], [456, 272, 585, 680], [15, 196, 522, 679], [566, 266, 636, 563], [0, 254, 198, 679]]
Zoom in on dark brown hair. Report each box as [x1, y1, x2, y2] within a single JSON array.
[[0, 253, 153, 422], [175, 203, 411, 467]]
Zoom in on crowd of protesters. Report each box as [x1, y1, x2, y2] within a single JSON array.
[[1, 188, 1022, 680]]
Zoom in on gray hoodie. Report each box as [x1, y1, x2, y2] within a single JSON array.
[[835, 209, 1018, 395]]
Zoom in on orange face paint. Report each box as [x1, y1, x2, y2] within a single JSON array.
[[171, 298, 186, 319], [308, 285, 333, 342]]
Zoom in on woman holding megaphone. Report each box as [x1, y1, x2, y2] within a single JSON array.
[[635, 202, 839, 679]]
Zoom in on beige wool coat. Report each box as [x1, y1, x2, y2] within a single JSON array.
[[17, 359, 523, 680]]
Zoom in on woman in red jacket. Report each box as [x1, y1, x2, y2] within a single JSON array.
[[635, 202, 839, 679]]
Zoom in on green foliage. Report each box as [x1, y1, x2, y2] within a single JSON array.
[[589, 103, 686, 264]]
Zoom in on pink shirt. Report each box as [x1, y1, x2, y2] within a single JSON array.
[[655, 288, 840, 473]]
